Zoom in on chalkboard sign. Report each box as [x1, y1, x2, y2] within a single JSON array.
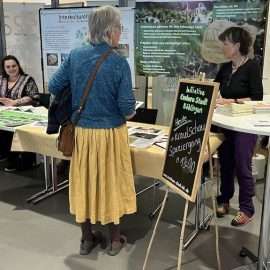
[[162, 79, 219, 202]]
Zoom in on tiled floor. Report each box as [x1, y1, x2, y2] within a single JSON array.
[[233, 264, 257, 270], [0, 161, 266, 270]]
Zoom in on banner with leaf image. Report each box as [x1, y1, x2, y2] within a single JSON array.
[[135, 0, 267, 78]]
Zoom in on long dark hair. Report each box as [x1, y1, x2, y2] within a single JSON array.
[[219, 27, 252, 56], [1, 55, 25, 78]]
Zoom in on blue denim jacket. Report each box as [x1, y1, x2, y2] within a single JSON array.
[[48, 43, 135, 129]]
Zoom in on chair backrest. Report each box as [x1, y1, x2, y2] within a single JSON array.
[[39, 93, 51, 109], [129, 108, 158, 124]]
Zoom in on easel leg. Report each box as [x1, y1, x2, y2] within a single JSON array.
[[177, 200, 189, 270], [211, 186, 222, 270], [142, 188, 169, 270]]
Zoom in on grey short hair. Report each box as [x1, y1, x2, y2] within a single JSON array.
[[88, 6, 121, 46]]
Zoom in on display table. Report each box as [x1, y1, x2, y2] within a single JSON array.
[[212, 111, 270, 270], [11, 120, 224, 247], [12, 122, 224, 180], [213, 113, 270, 135]]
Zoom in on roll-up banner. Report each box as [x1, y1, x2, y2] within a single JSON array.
[[40, 7, 135, 89], [135, 0, 267, 78], [4, 2, 44, 92]]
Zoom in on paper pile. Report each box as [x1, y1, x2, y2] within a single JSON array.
[[253, 103, 270, 114], [128, 125, 163, 148], [216, 103, 253, 116]]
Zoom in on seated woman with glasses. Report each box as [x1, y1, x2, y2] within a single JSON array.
[[214, 27, 263, 226], [0, 55, 39, 172]]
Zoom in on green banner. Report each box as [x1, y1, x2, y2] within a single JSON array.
[[135, 0, 267, 78]]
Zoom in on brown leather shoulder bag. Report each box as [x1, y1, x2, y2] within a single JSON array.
[[58, 49, 112, 157]]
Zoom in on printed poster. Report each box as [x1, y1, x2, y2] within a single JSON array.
[[135, 0, 267, 78], [40, 7, 135, 89]]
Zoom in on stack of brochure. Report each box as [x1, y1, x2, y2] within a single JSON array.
[[216, 103, 253, 116], [128, 125, 163, 148], [253, 103, 270, 114], [0, 105, 48, 116]]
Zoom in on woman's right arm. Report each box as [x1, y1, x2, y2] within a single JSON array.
[[48, 54, 71, 95], [214, 64, 235, 105]]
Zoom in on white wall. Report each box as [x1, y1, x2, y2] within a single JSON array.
[[4, 2, 44, 91], [263, 1, 270, 94]]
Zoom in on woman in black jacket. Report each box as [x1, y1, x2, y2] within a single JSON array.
[[215, 27, 263, 226]]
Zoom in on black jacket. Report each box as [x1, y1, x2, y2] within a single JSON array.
[[46, 88, 72, 134]]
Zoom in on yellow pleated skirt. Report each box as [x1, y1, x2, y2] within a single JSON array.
[[69, 124, 137, 225]]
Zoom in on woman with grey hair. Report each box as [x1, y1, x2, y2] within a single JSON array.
[[49, 6, 137, 256]]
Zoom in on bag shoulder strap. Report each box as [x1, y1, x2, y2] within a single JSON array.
[[74, 48, 113, 123]]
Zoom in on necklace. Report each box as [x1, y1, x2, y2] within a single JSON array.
[[232, 56, 248, 73], [8, 75, 20, 89]]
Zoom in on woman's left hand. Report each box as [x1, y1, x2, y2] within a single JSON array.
[[0, 97, 18, 106]]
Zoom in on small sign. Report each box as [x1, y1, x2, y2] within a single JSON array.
[[162, 79, 219, 202]]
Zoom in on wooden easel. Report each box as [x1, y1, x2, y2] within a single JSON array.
[[142, 143, 221, 270], [142, 79, 221, 270]]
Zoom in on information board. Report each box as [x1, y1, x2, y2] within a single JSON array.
[[39, 7, 135, 89], [135, 0, 267, 78], [162, 79, 218, 202]]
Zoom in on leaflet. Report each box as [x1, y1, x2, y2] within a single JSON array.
[[128, 125, 163, 148]]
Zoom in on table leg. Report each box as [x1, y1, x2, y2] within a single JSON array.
[[27, 156, 69, 204], [51, 157, 57, 192], [26, 155, 51, 202], [257, 147, 270, 269]]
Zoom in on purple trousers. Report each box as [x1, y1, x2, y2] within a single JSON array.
[[217, 129, 257, 217]]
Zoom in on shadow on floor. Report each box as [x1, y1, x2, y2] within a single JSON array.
[[0, 165, 261, 270]]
